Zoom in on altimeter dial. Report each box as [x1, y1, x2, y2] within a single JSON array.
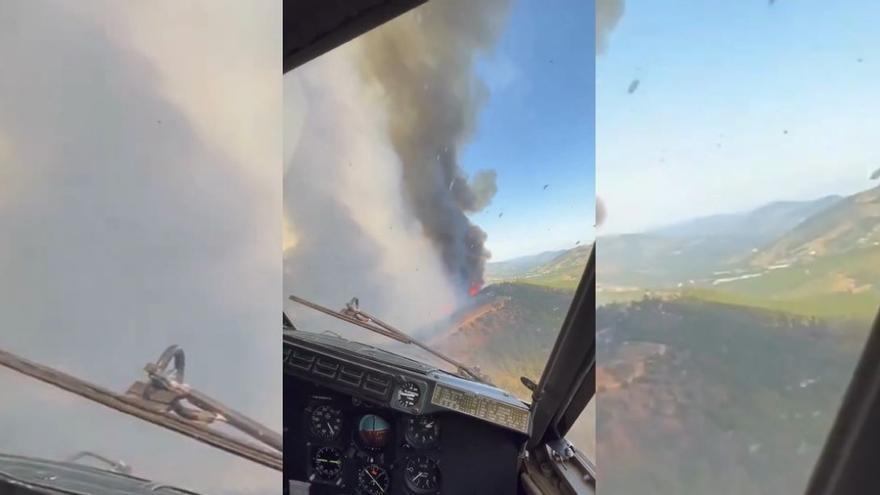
[[309, 404, 343, 440], [404, 456, 441, 493], [356, 464, 390, 495], [312, 447, 343, 480], [405, 415, 440, 448]]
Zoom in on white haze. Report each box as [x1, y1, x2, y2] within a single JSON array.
[[0, 2, 280, 494]]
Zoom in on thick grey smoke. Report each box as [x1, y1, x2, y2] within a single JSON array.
[[355, 0, 512, 292], [284, 48, 460, 341], [0, 2, 279, 494], [597, 0, 625, 54], [467, 170, 499, 212], [596, 197, 607, 227], [284, 0, 514, 342]]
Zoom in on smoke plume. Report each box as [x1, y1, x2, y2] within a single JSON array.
[[284, 0, 513, 343], [284, 47, 458, 340], [597, 0, 625, 54], [596, 197, 607, 227], [355, 0, 512, 292]]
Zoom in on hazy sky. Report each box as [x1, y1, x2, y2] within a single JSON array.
[[463, 0, 596, 260], [0, 2, 279, 494], [597, 0, 880, 234]]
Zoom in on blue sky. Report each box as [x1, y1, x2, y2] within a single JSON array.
[[461, 0, 595, 261], [598, 0, 880, 234]]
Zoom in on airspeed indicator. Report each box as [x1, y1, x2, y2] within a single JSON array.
[[396, 381, 421, 409]]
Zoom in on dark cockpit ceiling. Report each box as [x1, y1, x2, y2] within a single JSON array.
[[0, 454, 197, 495], [283, 0, 427, 73]]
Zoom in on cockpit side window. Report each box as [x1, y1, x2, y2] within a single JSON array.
[[596, 1, 880, 492]]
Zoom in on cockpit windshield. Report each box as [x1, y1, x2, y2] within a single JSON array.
[[283, 0, 594, 455]]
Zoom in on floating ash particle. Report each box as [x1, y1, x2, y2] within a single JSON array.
[[627, 79, 640, 94]]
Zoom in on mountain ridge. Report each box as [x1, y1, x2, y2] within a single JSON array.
[[654, 195, 842, 239], [487, 245, 590, 289], [598, 185, 880, 292], [751, 185, 880, 267], [485, 249, 568, 280]]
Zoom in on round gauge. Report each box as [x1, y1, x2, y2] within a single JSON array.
[[309, 405, 343, 441], [396, 381, 421, 409], [356, 464, 390, 495], [312, 447, 343, 480], [404, 456, 441, 494], [405, 416, 440, 449], [357, 414, 391, 449]]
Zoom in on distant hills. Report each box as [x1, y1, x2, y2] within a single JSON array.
[[433, 183, 879, 468], [655, 195, 842, 240], [593, 184, 880, 493], [486, 244, 591, 289], [598, 184, 880, 320], [751, 185, 880, 266], [484, 184, 880, 315], [485, 249, 567, 280], [466, 182, 880, 379], [597, 194, 845, 286]]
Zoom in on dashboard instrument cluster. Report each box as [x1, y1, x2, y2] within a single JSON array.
[[284, 330, 527, 495], [299, 396, 444, 494]]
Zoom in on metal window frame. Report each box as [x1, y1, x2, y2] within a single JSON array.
[[283, 0, 427, 73], [805, 308, 880, 495]]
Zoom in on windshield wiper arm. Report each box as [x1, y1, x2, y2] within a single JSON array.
[[288, 294, 490, 384], [0, 346, 282, 471], [131, 345, 283, 452]]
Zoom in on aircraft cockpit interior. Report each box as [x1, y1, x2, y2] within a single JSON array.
[[283, 246, 595, 495], [283, 326, 529, 494]]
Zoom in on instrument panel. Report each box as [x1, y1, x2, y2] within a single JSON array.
[[284, 330, 528, 495], [283, 331, 531, 434], [288, 384, 453, 495]]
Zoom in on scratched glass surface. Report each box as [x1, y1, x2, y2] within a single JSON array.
[[596, 0, 880, 492], [0, 2, 281, 494]]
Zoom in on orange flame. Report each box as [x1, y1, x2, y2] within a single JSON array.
[[468, 282, 481, 297]]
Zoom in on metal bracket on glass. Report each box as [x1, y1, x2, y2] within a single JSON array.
[[126, 345, 283, 453], [64, 451, 132, 475]]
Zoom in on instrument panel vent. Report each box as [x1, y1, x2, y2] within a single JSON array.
[[363, 372, 392, 397], [287, 348, 316, 370], [284, 343, 393, 399], [313, 357, 340, 378], [338, 365, 364, 387]]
